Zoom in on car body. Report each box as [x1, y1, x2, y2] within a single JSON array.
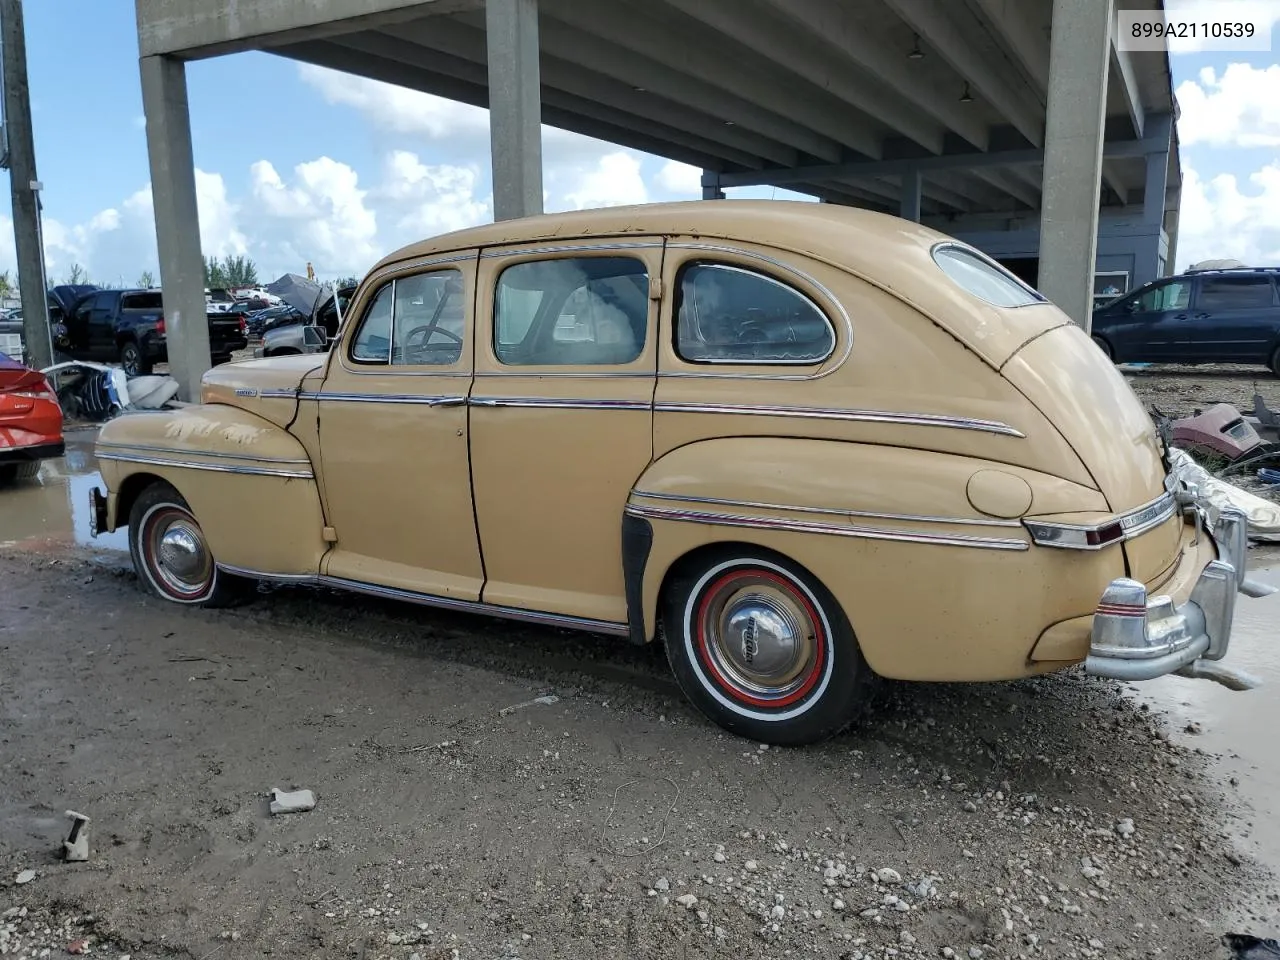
[[1091, 268, 1280, 372], [88, 200, 1262, 744], [63, 289, 248, 375], [0, 350, 64, 484]]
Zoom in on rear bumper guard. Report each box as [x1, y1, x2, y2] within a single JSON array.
[[1085, 506, 1273, 687]]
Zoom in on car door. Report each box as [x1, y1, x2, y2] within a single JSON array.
[[88, 293, 119, 359], [468, 241, 662, 625], [1103, 278, 1193, 362], [64, 295, 98, 355], [313, 253, 483, 599], [1189, 274, 1279, 363]]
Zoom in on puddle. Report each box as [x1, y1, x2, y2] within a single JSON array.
[[1138, 559, 1280, 881], [0, 426, 129, 558]]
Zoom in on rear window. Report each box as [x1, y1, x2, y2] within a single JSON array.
[[1197, 276, 1276, 310], [931, 244, 1045, 308], [121, 292, 163, 311]]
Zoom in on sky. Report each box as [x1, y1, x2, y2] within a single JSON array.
[[0, 0, 1277, 288]]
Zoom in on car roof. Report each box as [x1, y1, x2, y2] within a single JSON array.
[[373, 199, 956, 277]]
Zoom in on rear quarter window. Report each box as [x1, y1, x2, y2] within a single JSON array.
[[931, 244, 1045, 309], [121, 292, 163, 311]]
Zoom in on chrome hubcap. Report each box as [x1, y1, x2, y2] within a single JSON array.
[[701, 575, 818, 699], [149, 513, 212, 596]]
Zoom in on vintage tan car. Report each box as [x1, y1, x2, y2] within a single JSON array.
[[89, 201, 1265, 745]]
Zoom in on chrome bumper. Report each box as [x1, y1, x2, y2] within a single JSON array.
[[1085, 506, 1273, 686]]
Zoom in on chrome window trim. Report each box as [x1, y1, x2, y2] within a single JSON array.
[[95, 442, 311, 465], [929, 241, 1047, 310], [674, 261, 836, 366], [652, 401, 1025, 438], [479, 241, 665, 259], [664, 242, 853, 381], [630, 490, 1023, 528], [624, 503, 1028, 551], [469, 397, 650, 411], [214, 564, 630, 636], [96, 451, 314, 479], [1022, 492, 1178, 550]]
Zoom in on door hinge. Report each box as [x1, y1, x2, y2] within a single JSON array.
[[322, 526, 338, 543], [649, 276, 663, 301]]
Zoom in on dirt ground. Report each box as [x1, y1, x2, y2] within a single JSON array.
[[0, 548, 1272, 960]]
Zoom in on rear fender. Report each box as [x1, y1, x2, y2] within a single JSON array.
[[97, 404, 327, 577]]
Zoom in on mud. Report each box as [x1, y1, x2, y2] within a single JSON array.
[[2, 376, 1279, 959]]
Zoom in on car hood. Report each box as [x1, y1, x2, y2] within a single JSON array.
[[200, 354, 326, 428]]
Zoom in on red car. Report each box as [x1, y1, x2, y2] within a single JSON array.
[[0, 351, 64, 484]]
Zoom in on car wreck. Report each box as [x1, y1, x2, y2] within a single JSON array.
[[86, 200, 1271, 745]]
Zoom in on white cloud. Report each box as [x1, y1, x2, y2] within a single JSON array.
[[1163, 1, 1280, 53], [655, 160, 703, 197], [1176, 63, 1280, 147], [1177, 159, 1280, 268], [557, 152, 648, 210]]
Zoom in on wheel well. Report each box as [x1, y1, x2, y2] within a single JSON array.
[[114, 472, 165, 529]]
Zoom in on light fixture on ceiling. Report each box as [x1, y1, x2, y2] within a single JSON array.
[[907, 34, 924, 59], [959, 81, 974, 103]]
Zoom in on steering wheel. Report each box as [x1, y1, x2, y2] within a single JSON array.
[[400, 323, 463, 360]]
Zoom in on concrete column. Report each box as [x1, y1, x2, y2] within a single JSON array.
[[486, 0, 542, 221], [140, 55, 209, 401], [701, 170, 726, 200], [899, 167, 922, 222], [1037, 0, 1113, 330], [1142, 115, 1172, 225], [1165, 194, 1181, 274]]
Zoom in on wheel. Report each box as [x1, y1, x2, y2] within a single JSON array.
[[0, 461, 41, 485], [119, 340, 152, 376], [1270, 346, 1280, 378], [662, 548, 876, 746], [1091, 335, 1114, 361], [128, 481, 251, 607]]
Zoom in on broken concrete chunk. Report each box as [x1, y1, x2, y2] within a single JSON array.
[[269, 787, 316, 815], [63, 810, 91, 862], [15, 869, 35, 885]]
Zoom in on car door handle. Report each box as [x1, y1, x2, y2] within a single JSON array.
[[1174, 313, 1189, 321]]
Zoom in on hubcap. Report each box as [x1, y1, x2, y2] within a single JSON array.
[[146, 510, 212, 597], [698, 571, 821, 703]]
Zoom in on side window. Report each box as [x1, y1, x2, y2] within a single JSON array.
[[494, 257, 648, 366], [350, 284, 393, 363], [349, 270, 466, 366], [1197, 276, 1276, 311], [675, 262, 835, 364], [1135, 280, 1190, 313]]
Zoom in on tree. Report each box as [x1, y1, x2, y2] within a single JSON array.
[[65, 263, 89, 285], [204, 256, 227, 289], [336, 275, 359, 290], [0, 270, 12, 298], [221, 255, 258, 288], [137, 270, 155, 289]]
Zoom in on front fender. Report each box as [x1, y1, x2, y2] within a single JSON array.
[[96, 404, 327, 577], [627, 437, 1120, 680]]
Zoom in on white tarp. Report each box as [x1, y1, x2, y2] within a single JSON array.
[[1169, 448, 1280, 542]]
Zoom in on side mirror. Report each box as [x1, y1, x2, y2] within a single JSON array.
[[1125, 301, 1139, 314], [302, 325, 326, 349]]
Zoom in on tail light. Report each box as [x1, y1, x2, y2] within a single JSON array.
[[239, 317, 247, 335], [156, 317, 166, 336]]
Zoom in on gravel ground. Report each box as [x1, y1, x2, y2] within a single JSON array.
[[0, 549, 1273, 960]]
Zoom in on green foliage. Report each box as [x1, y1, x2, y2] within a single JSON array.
[[203, 255, 258, 289], [335, 276, 359, 290], [137, 270, 155, 289], [65, 263, 89, 285]]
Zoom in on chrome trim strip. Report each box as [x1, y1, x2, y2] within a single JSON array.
[[625, 503, 1029, 551], [479, 241, 664, 258], [302, 392, 468, 407], [95, 442, 311, 465], [664, 242, 853, 381], [96, 451, 314, 479], [469, 397, 651, 411], [472, 370, 654, 379], [653, 401, 1025, 438], [1119, 492, 1178, 538], [629, 490, 1023, 528], [213, 564, 630, 636], [258, 388, 301, 399], [1023, 492, 1178, 550]]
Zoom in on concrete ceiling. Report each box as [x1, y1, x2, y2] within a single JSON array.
[[138, 0, 1181, 219]]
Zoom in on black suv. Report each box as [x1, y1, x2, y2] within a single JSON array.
[[1091, 268, 1280, 374]]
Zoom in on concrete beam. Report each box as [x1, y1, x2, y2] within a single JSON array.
[[139, 55, 210, 401], [1143, 116, 1172, 224], [136, 0, 479, 59], [485, 9, 848, 164], [383, 20, 794, 166], [668, 0, 946, 154], [965, 0, 1050, 91], [1110, 33, 1145, 137], [970, 167, 1040, 208], [702, 171, 726, 200], [879, 0, 1046, 146], [1038, 0, 1113, 329], [900, 168, 922, 221], [539, 0, 870, 161], [486, 0, 542, 221], [760, 0, 992, 151]]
